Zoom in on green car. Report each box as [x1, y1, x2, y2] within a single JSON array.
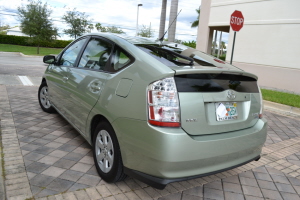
[[39, 33, 267, 189]]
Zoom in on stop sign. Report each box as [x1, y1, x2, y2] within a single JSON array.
[[230, 10, 244, 32]]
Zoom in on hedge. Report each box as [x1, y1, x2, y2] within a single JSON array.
[[0, 34, 71, 48]]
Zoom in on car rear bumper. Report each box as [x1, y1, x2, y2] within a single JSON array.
[[124, 155, 261, 189], [112, 117, 267, 188]]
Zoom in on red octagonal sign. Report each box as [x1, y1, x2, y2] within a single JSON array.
[[230, 10, 244, 32]]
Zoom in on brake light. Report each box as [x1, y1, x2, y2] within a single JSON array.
[[147, 77, 180, 127]]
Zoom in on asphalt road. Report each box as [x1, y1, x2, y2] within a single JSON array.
[[0, 52, 47, 86]]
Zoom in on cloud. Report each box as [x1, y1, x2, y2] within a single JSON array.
[[0, 0, 201, 41]]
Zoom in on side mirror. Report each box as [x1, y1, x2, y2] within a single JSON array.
[[43, 55, 56, 64]]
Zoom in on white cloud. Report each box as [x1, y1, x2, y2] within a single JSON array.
[[0, 0, 201, 41]]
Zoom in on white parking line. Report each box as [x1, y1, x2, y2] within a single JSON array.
[[18, 76, 34, 86]]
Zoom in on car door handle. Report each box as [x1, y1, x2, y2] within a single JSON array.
[[91, 86, 101, 91], [63, 76, 69, 82]]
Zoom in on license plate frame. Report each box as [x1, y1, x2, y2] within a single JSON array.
[[215, 102, 238, 121]]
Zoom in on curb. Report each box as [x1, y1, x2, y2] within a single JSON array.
[[264, 100, 300, 118], [0, 51, 43, 58], [0, 145, 5, 200], [20, 52, 43, 58]]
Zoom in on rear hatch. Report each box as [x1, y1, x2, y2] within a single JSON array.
[[172, 68, 261, 136]]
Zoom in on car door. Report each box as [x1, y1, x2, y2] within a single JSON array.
[[47, 37, 89, 115], [63, 37, 113, 133]]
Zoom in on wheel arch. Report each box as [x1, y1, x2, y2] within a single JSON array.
[[90, 114, 110, 144], [41, 77, 47, 84]]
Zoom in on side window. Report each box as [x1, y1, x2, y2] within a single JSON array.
[[78, 38, 113, 70], [59, 38, 87, 67], [109, 46, 133, 72]]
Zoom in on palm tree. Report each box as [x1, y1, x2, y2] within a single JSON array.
[[95, 23, 102, 32], [220, 41, 226, 55], [88, 24, 94, 33], [191, 8, 200, 28]]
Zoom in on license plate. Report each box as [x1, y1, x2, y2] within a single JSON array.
[[215, 102, 238, 121]]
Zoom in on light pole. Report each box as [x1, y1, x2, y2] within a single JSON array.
[[136, 4, 143, 36]]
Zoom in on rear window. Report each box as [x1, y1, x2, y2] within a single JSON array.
[[136, 44, 210, 67], [175, 74, 259, 93]]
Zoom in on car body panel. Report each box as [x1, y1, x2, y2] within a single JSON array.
[[63, 67, 109, 133], [112, 117, 267, 178], [85, 60, 175, 143], [46, 65, 70, 115], [179, 92, 261, 135], [115, 78, 133, 97], [40, 33, 267, 188]]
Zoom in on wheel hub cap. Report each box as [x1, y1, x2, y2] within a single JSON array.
[[39, 86, 51, 109], [95, 130, 114, 173]]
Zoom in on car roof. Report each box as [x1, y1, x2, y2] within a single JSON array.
[[83, 33, 158, 45]]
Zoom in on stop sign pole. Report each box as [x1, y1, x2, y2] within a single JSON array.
[[230, 10, 244, 64]]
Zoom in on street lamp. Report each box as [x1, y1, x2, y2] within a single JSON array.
[[136, 4, 143, 36]]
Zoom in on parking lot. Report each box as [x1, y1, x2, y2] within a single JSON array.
[[1, 52, 300, 200]]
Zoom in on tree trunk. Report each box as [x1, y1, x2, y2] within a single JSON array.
[[158, 0, 167, 39]]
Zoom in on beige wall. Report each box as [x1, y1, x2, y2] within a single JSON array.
[[197, 0, 300, 93]]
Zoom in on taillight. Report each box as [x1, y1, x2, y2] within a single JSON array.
[[147, 77, 180, 127], [258, 86, 263, 119]]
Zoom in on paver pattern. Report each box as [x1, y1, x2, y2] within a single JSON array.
[[1, 84, 300, 199]]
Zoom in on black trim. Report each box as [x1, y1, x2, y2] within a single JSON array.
[[124, 155, 261, 190]]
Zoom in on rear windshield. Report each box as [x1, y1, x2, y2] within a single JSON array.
[[175, 74, 259, 93], [136, 44, 215, 67]]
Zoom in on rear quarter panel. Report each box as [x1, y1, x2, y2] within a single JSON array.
[[86, 39, 175, 142]]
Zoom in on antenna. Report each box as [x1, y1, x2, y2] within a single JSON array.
[[158, 9, 182, 43]]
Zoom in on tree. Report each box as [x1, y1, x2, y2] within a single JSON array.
[[182, 41, 196, 48], [62, 9, 91, 39], [95, 23, 102, 32], [191, 8, 200, 28], [220, 41, 226, 55], [88, 24, 94, 33], [95, 23, 124, 34], [17, 0, 58, 54], [105, 26, 124, 34], [0, 23, 10, 35], [137, 25, 154, 38]]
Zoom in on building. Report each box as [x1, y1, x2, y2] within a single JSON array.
[[6, 27, 28, 36], [196, 0, 300, 94]]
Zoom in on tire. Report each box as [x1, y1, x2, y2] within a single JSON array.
[[38, 81, 56, 113], [93, 121, 127, 182]]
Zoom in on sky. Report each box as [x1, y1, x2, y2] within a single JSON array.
[[0, 0, 228, 45]]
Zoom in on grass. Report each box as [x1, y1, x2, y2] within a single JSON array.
[[261, 89, 300, 108], [0, 44, 63, 56]]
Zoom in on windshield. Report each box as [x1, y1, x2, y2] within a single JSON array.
[[136, 44, 217, 67]]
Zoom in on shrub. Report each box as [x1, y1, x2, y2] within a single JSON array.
[[182, 40, 196, 49], [0, 35, 71, 48]]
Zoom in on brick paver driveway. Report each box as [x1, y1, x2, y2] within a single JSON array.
[[1, 53, 300, 200]]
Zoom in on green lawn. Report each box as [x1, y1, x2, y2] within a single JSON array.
[[0, 44, 63, 56], [262, 89, 300, 108]]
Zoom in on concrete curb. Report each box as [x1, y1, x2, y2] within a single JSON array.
[[19, 52, 43, 58], [0, 146, 5, 200], [0, 51, 43, 58], [264, 100, 300, 118]]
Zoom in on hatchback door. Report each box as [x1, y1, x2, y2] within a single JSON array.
[[174, 71, 261, 136]]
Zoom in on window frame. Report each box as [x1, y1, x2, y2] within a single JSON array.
[[76, 36, 115, 72], [56, 36, 90, 68], [104, 44, 135, 73], [55, 35, 135, 74]]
